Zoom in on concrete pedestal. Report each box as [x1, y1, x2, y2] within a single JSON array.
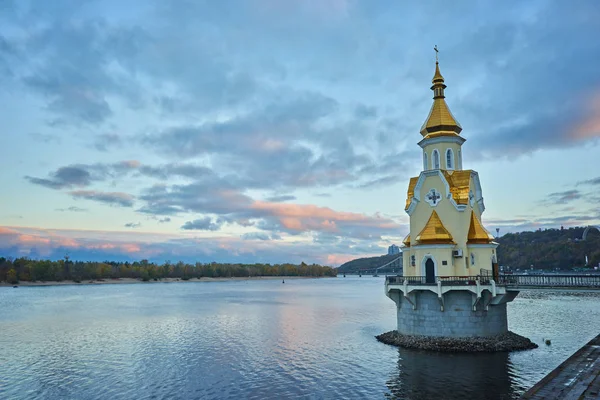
[[386, 280, 518, 338]]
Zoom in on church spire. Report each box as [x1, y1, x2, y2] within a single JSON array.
[[420, 47, 462, 137], [432, 61, 446, 98]]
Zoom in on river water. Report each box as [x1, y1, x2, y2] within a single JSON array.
[[0, 276, 598, 399]]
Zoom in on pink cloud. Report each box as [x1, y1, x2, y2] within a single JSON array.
[[121, 243, 141, 253], [120, 160, 141, 168], [251, 200, 400, 234], [57, 238, 79, 248], [17, 235, 51, 245], [254, 201, 378, 222], [0, 227, 19, 235], [570, 92, 600, 140], [0, 225, 387, 266]]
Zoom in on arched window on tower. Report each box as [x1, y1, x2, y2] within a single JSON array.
[[432, 149, 440, 169], [423, 152, 428, 170], [446, 148, 454, 170], [458, 150, 462, 169]]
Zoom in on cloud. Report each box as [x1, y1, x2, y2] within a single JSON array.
[[181, 217, 222, 231], [0, 225, 385, 266], [0, 226, 147, 258], [29, 132, 61, 144], [141, 91, 339, 159], [26, 166, 93, 189], [265, 194, 296, 202], [16, 16, 148, 125], [546, 190, 581, 205], [25, 161, 142, 190], [250, 200, 399, 238], [158, 217, 171, 223], [135, 176, 401, 239], [56, 206, 87, 212], [70, 190, 134, 207], [483, 207, 600, 234], [357, 175, 398, 189], [4, 1, 600, 266], [124, 222, 141, 228], [569, 92, 600, 141], [241, 232, 275, 241], [578, 177, 600, 186]]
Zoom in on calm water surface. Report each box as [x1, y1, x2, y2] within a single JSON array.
[[1, 277, 599, 399]]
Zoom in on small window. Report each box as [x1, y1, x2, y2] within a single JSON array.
[[432, 149, 440, 169], [458, 150, 462, 169], [410, 255, 416, 267], [446, 149, 454, 170], [423, 152, 428, 171], [442, 260, 448, 266], [470, 253, 475, 266]]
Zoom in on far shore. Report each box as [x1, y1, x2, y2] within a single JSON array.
[[1, 276, 332, 288]]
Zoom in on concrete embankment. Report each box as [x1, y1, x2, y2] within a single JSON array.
[[521, 333, 600, 399], [376, 330, 538, 352]]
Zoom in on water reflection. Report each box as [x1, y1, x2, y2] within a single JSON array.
[[2, 280, 599, 399], [386, 349, 518, 400]]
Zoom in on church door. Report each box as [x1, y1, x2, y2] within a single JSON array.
[[425, 259, 435, 283]]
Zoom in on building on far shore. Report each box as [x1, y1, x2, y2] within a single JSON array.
[[388, 244, 400, 255], [385, 53, 518, 339]]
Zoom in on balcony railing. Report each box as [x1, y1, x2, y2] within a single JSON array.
[[386, 275, 491, 286], [386, 274, 600, 288]]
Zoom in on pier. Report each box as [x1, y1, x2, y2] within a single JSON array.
[[521, 334, 600, 399]]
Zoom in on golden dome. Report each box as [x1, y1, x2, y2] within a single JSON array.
[[420, 61, 462, 137], [467, 211, 494, 244], [416, 210, 454, 244]]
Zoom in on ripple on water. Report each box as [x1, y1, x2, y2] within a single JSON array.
[[1, 280, 599, 399]]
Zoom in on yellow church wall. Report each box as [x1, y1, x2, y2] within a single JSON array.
[[403, 173, 495, 278], [466, 245, 498, 274], [422, 142, 463, 171]]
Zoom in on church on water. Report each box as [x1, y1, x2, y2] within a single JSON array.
[[402, 56, 496, 282], [385, 53, 518, 339]]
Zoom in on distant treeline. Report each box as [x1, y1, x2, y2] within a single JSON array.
[[497, 226, 600, 270], [0, 257, 337, 284]]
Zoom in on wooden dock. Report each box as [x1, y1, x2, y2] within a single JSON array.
[[521, 334, 600, 399]]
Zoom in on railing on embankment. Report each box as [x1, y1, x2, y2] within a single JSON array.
[[497, 274, 600, 289]]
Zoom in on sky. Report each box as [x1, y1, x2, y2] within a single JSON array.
[[1, 0, 600, 266]]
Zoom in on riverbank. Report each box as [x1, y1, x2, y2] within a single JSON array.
[[376, 330, 538, 352], [0, 276, 330, 287]]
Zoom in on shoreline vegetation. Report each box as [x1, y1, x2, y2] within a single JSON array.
[[376, 330, 538, 352], [1, 276, 326, 287], [0, 257, 337, 286]]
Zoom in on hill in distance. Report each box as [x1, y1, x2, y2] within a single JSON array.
[[337, 253, 401, 273], [337, 226, 600, 274], [497, 226, 600, 271]]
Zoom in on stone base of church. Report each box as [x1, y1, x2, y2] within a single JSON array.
[[375, 330, 537, 352], [383, 285, 536, 351], [396, 290, 510, 337]]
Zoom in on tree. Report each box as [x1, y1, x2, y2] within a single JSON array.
[[7, 268, 18, 284]]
